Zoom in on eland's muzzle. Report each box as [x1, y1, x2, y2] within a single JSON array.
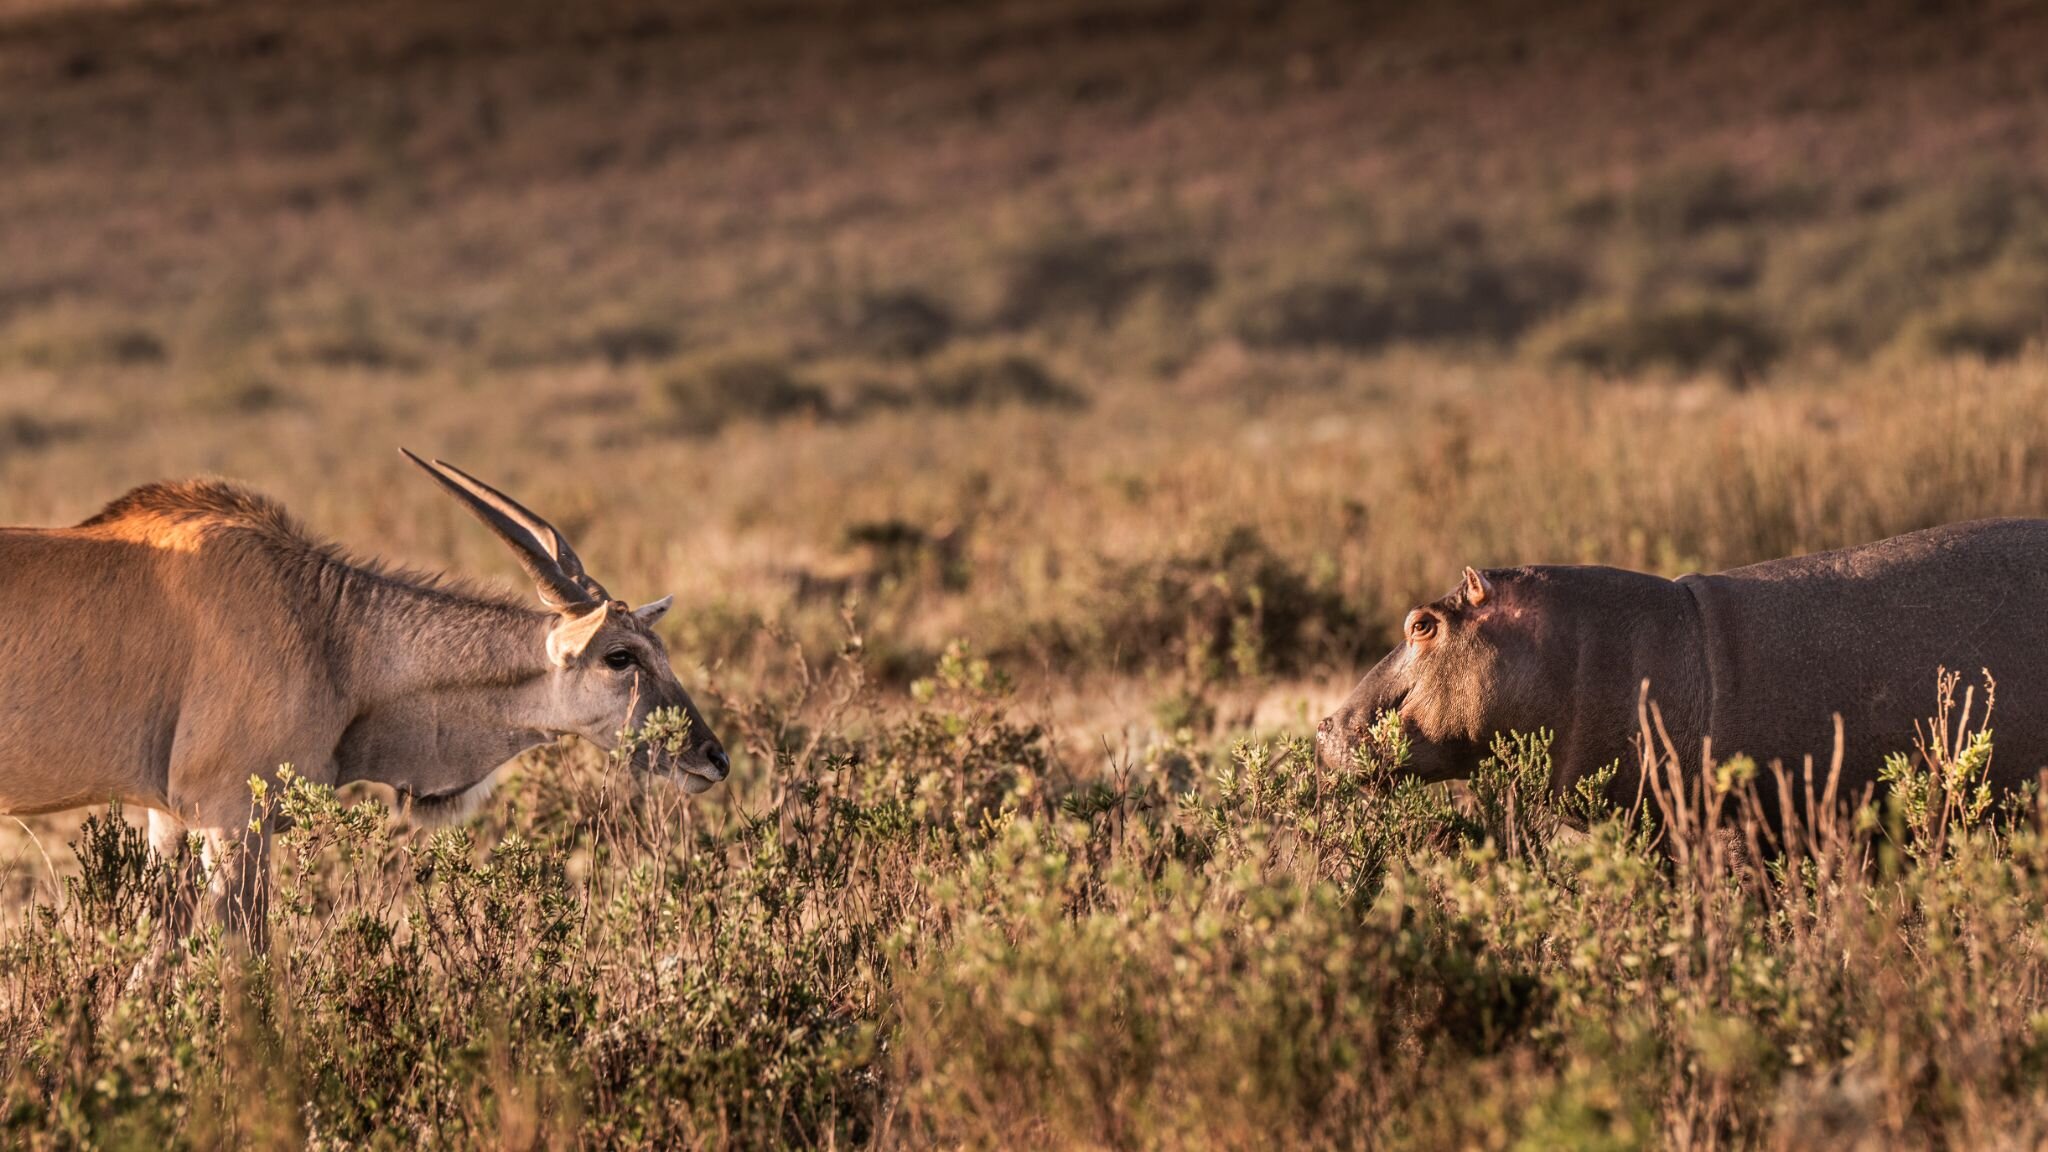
[[698, 741, 730, 782]]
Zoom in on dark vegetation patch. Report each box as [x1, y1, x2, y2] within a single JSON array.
[[1036, 526, 1360, 682], [650, 346, 1084, 436], [838, 289, 955, 359], [190, 374, 292, 415], [652, 350, 831, 435], [1533, 299, 1783, 379], [1621, 162, 1823, 238], [14, 322, 167, 369], [790, 517, 973, 609], [916, 347, 1087, 410], [993, 229, 1216, 331], [483, 317, 684, 371], [1775, 174, 2048, 359], [1903, 278, 2048, 360], [579, 320, 683, 367], [283, 299, 422, 372], [845, 517, 971, 592], [0, 410, 86, 453], [1231, 222, 1584, 352]]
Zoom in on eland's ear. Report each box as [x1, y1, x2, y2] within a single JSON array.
[[632, 596, 673, 626], [546, 601, 613, 667], [1462, 566, 1493, 606]]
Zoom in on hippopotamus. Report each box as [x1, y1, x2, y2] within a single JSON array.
[[1316, 519, 2048, 817]]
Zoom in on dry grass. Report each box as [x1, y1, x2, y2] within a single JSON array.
[[6, 0, 2048, 1146]]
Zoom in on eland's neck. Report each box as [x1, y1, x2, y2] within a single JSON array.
[[327, 567, 570, 802], [333, 568, 554, 702]]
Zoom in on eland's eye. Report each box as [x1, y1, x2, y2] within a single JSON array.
[[603, 649, 635, 671]]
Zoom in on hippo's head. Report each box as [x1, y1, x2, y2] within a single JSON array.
[[1317, 566, 1545, 779]]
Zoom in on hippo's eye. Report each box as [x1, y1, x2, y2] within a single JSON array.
[[604, 649, 635, 672], [1406, 612, 1437, 641]]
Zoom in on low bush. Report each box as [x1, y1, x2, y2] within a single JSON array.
[[843, 518, 971, 592], [10, 319, 167, 369], [0, 410, 85, 451], [1230, 279, 1391, 350], [1231, 228, 1583, 353], [1532, 298, 1783, 378], [581, 321, 682, 367], [993, 230, 1215, 332], [1040, 525, 1359, 682], [841, 290, 955, 360], [1898, 259, 2048, 361], [1623, 163, 1819, 239], [915, 348, 1085, 411], [652, 349, 830, 435], [1771, 174, 2048, 358], [648, 346, 1081, 437]]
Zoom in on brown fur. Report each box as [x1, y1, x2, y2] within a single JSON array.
[[0, 476, 726, 944]]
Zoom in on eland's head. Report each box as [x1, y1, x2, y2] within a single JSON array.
[[403, 450, 730, 793]]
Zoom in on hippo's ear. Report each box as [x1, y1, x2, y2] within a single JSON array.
[[1462, 566, 1492, 606]]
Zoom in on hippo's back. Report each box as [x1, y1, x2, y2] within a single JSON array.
[[1717, 517, 2048, 589], [1681, 518, 2048, 790]]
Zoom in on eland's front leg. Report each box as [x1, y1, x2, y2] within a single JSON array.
[[146, 808, 201, 945], [202, 822, 272, 953]]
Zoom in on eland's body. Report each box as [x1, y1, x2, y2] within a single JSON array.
[[0, 454, 727, 943]]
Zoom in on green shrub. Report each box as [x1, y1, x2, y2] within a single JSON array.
[[1150, 687, 1215, 735]]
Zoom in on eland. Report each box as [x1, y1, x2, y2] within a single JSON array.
[[0, 450, 728, 944]]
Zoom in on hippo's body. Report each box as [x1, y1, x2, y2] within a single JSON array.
[[1318, 519, 2048, 815]]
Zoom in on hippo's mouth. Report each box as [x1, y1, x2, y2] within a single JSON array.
[[1358, 693, 1410, 746]]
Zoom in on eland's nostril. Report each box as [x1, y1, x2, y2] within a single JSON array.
[[706, 744, 731, 777]]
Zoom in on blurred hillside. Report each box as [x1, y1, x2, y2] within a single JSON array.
[[4, 0, 2047, 384]]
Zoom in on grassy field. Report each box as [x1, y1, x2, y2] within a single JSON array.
[[6, 0, 2048, 1146]]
